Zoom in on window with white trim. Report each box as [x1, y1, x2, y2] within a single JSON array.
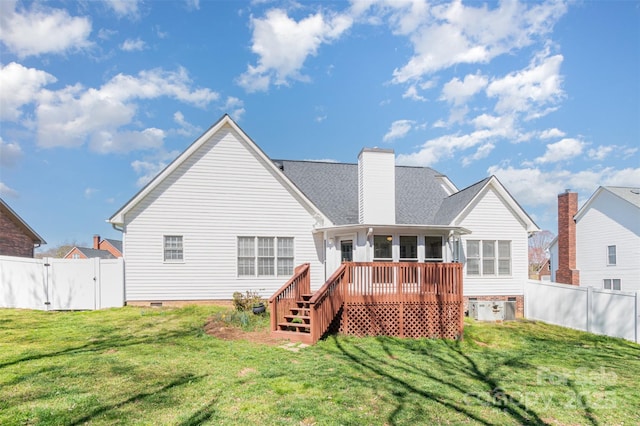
[[607, 245, 617, 265], [163, 235, 183, 261], [425, 236, 443, 262], [238, 237, 294, 277], [466, 239, 511, 276], [399, 236, 417, 261], [373, 235, 392, 260], [603, 278, 621, 291]]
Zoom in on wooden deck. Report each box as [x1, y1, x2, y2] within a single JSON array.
[[269, 262, 464, 344]]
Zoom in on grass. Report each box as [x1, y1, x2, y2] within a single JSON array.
[[1, 306, 638, 425]]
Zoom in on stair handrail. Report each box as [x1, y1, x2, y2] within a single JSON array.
[[308, 263, 348, 343], [268, 263, 311, 335]]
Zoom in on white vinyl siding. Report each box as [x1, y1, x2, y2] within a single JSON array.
[[576, 189, 640, 292], [459, 187, 529, 296], [122, 124, 324, 301]]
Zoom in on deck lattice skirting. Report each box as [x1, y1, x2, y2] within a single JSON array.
[[269, 262, 464, 344]]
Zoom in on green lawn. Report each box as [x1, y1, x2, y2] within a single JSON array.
[[1, 306, 638, 425]]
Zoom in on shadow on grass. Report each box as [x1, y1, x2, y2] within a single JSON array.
[[178, 397, 218, 426], [329, 335, 551, 425], [68, 373, 207, 426]]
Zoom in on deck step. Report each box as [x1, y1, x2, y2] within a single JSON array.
[[284, 315, 310, 323], [277, 322, 311, 332]]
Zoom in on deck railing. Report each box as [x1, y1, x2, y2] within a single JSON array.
[[270, 262, 464, 343], [268, 263, 310, 333], [308, 264, 347, 343]]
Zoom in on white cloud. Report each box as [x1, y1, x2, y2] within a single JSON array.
[[35, 67, 218, 151], [487, 163, 640, 230], [388, 0, 568, 83], [0, 137, 22, 167], [121, 38, 147, 51], [462, 142, 495, 166], [486, 52, 564, 117], [131, 149, 180, 187], [535, 138, 584, 164], [0, 182, 19, 198], [185, 0, 200, 11], [402, 85, 426, 101], [90, 128, 166, 154], [173, 111, 200, 136], [0, 0, 92, 58], [396, 126, 511, 166], [106, 0, 141, 19], [237, 9, 353, 92], [383, 119, 414, 142], [0, 63, 56, 121], [588, 145, 614, 161], [440, 73, 488, 106], [223, 97, 245, 121], [539, 128, 565, 139]]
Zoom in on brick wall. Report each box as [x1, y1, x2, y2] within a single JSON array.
[[0, 210, 35, 257], [556, 191, 580, 285]]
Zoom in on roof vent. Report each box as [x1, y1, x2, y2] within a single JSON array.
[[631, 189, 640, 195]]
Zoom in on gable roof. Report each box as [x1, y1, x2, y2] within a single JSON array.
[[0, 198, 46, 245], [74, 247, 116, 259], [109, 115, 331, 226], [435, 176, 539, 233], [276, 160, 455, 225], [575, 186, 640, 222], [103, 238, 123, 253]]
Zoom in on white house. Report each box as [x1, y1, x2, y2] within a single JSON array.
[[549, 187, 640, 292], [109, 115, 539, 314]]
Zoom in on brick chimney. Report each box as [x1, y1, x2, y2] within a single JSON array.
[[555, 191, 580, 285], [93, 235, 100, 250]]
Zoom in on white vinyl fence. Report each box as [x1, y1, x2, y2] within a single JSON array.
[[0, 255, 124, 310], [525, 280, 639, 343]]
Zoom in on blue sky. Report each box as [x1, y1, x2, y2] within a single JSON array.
[[1, 0, 638, 250]]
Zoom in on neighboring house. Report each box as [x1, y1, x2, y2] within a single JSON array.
[[64, 235, 123, 259], [549, 187, 640, 292], [109, 115, 539, 314], [0, 198, 46, 258]]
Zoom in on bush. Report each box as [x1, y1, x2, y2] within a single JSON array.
[[232, 290, 265, 312]]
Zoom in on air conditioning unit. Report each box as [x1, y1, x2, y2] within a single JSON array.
[[469, 301, 516, 321]]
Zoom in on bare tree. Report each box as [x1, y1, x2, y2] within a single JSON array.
[[35, 240, 83, 259], [528, 230, 554, 277]]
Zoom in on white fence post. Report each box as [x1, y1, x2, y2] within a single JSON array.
[[586, 286, 592, 333]]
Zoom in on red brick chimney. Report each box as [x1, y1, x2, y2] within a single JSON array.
[[93, 235, 100, 250], [555, 191, 580, 285]]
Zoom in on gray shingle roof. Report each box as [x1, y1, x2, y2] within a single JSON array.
[[76, 248, 116, 259], [432, 178, 490, 225], [604, 186, 640, 208], [275, 160, 466, 225], [104, 238, 123, 253]]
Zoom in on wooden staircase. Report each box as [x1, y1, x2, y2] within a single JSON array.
[[273, 293, 314, 343]]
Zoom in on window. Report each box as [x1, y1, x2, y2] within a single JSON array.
[[238, 237, 294, 277], [466, 239, 511, 276], [277, 237, 294, 276], [237, 237, 255, 276], [72, 253, 80, 259], [163, 235, 183, 261], [373, 235, 392, 260], [467, 240, 480, 275], [399, 236, 417, 261], [604, 279, 621, 291], [425, 236, 443, 262], [607, 245, 617, 265]]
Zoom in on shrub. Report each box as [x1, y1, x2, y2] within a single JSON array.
[[232, 290, 264, 312]]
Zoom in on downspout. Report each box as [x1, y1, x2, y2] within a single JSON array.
[[323, 230, 328, 282]]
